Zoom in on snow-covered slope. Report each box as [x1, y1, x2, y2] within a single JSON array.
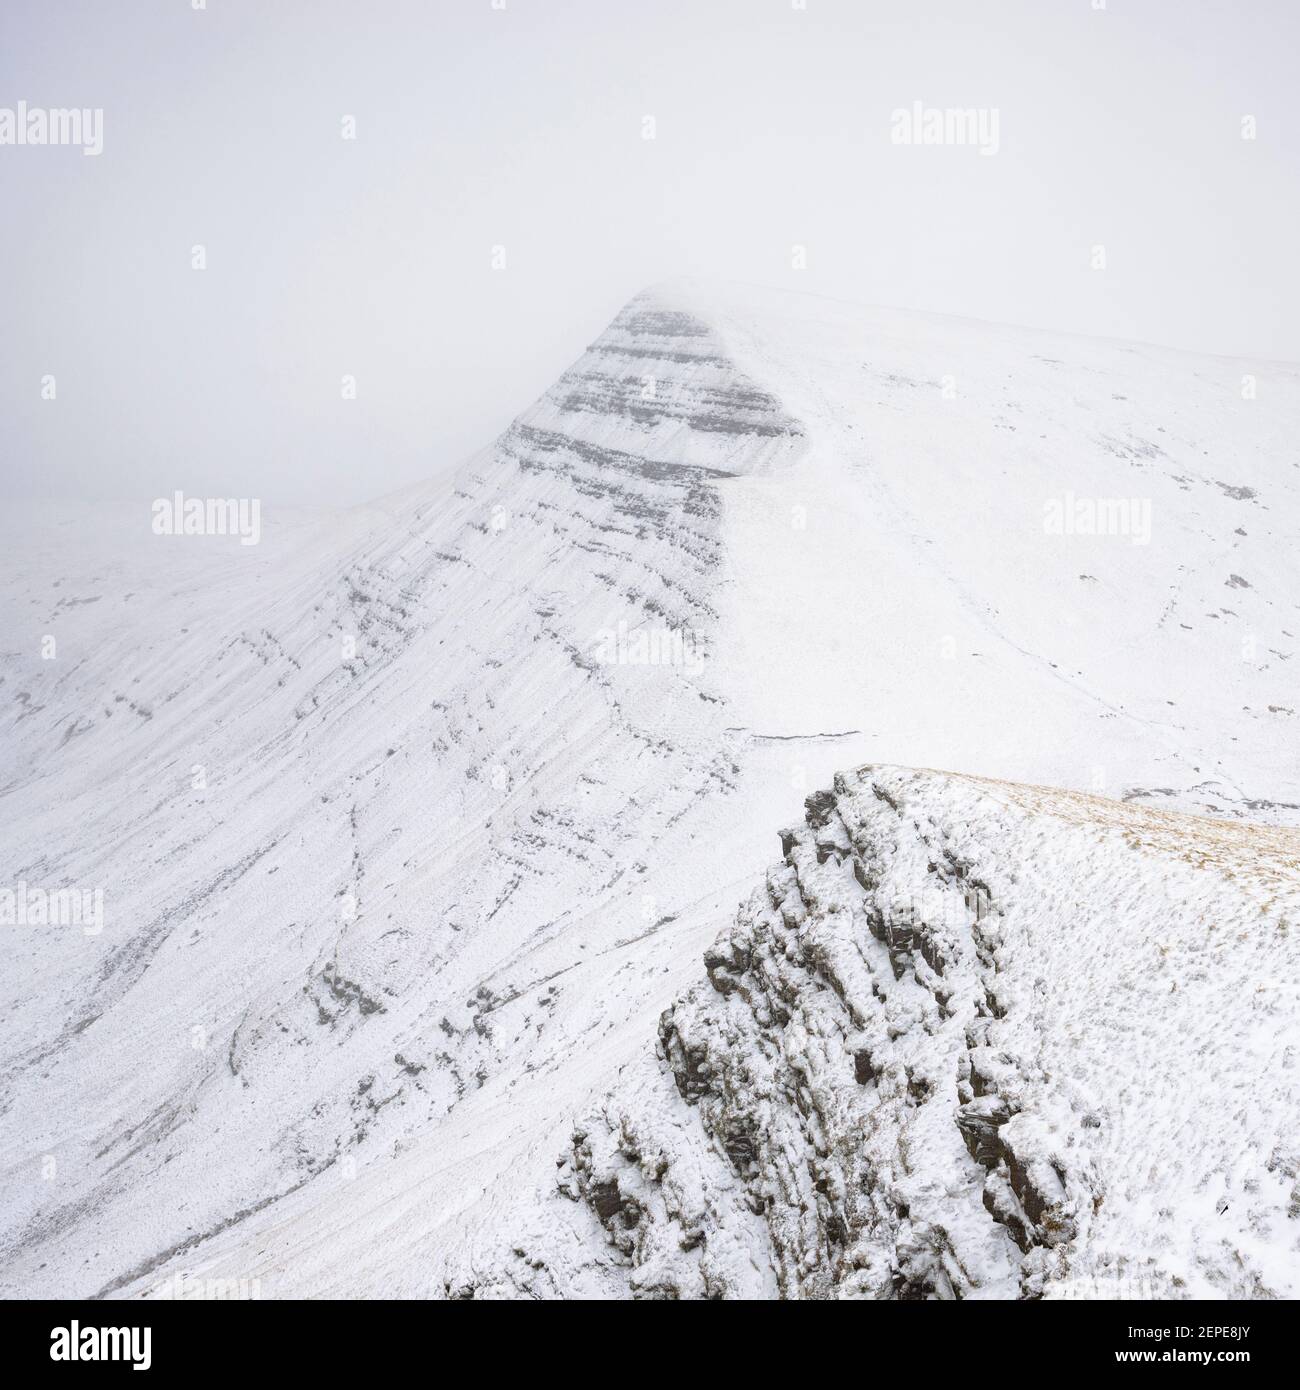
[[1, 282, 1297, 1299]]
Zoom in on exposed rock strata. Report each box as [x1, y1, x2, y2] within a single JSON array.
[[559, 766, 1300, 1299]]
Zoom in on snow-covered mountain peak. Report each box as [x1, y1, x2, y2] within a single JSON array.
[[519, 284, 806, 479], [2, 283, 1297, 1299]]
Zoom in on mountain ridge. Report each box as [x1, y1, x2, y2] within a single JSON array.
[[2, 281, 1297, 1298]]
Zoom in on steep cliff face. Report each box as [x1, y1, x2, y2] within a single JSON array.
[[560, 767, 1300, 1300]]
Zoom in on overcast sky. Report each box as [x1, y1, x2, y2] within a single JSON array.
[[2, 0, 1297, 506]]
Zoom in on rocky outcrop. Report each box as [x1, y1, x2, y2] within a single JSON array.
[[559, 766, 1300, 1299]]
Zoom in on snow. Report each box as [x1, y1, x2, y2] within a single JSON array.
[[1, 281, 1297, 1299], [537, 768, 1300, 1299]]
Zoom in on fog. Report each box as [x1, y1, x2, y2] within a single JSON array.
[[2, 0, 1297, 506]]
